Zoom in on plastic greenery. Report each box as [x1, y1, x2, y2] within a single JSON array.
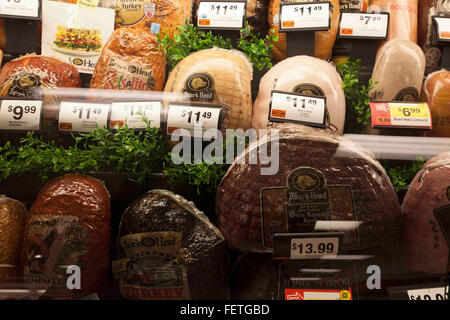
[[383, 158, 425, 192], [157, 20, 277, 70]]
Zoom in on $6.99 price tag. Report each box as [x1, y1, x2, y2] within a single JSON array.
[[290, 237, 339, 259], [370, 102, 432, 129], [0, 99, 42, 131]]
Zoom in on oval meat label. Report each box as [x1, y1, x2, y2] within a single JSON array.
[[115, 0, 153, 26], [7, 72, 43, 98], [394, 87, 419, 102], [292, 84, 325, 96]]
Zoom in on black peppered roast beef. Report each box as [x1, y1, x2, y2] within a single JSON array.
[[216, 124, 401, 253], [113, 189, 229, 300]]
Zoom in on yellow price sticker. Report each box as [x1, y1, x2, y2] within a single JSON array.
[[390, 103, 430, 118], [339, 290, 352, 300], [78, 0, 100, 9]]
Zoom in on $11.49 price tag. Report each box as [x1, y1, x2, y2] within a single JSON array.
[[0, 0, 39, 18], [0, 99, 42, 131], [166, 103, 222, 137], [59, 101, 110, 133], [279, 2, 330, 31], [370, 102, 432, 130], [339, 12, 389, 39], [269, 91, 326, 128], [110, 101, 161, 129], [197, 0, 246, 30]]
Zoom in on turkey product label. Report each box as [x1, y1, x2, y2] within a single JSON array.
[[112, 232, 190, 300], [23, 215, 89, 297], [7, 72, 42, 98], [261, 167, 358, 248], [115, 0, 159, 26]]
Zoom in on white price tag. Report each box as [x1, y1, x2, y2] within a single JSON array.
[[59, 101, 110, 133], [434, 16, 450, 41], [197, 1, 246, 29], [0, 0, 39, 18], [269, 91, 326, 127], [110, 101, 161, 129], [0, 100, 42, 131], [339, 12, 389, 39], [166, 103, 222, 137], [279, 2, 330, 31], [290, 237, 339, 259], [407, 286, 449, 300]]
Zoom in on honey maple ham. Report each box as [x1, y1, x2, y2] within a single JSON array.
[[91, 27, 166, 91], [268, 0, 341, 61]]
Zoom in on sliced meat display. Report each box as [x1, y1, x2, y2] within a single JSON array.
[[91, 27, 166, 91], [164, 48, 253, 131], [370, 39, 426, 102], [402, 152, 450, 276], [0, 196, 27, 281], [112, 189, 229, 300], [216, 124, 401, 253], [422, 70, 450, 137], [19, 174, 111, 299], [268, 0, 340, 61], [252, 55, 346, 134]]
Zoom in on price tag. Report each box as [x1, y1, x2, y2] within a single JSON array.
[[197, 0, 246, 30], [339, 12, 389, 39], [0, 99, 42, 131], [0, 0, 39, 18], [59, 101, 110, 133], [370, 102, 432, 130], [279, 2, 330, 32], [166, 103, 222, 137], [269, 91, 327, 128], [285, 288, 352, 300], [433, 16, 450, 42], [110, 101, 161, 129], [407, 286, 449, 300]]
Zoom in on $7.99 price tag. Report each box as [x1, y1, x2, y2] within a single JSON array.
[[290, 237, 339, 259], [339, 12, 389, 39], [197, 1, 246, 30], [370, 102, 432, 130], [0, 0, 39, 18], [0, 99, 42, 131], [279, 2, 330, 31], [59, 101, 110, 133]]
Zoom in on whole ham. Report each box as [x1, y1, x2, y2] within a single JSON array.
[[164, 48, 253, 131], [370, 39, 426, 102], [252, 55, 346, 134], [268, 0, 341, 61], [402, 152, 450, 275]]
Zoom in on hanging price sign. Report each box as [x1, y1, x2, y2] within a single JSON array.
[[370, 102, 432, 130], [0, 99, 42, 131], [58, 101, 110, 133], [339, 12, 389, 39], [279, 1, 330, 32], [197, 0, 246, 30], [0, 0, 39, 18]]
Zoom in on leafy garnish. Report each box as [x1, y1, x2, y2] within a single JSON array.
[[383, 158, 425, 192]]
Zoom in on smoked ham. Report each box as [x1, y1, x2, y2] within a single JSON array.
[[91, 27, 166, 91], [370, 39, 426, 102], [164, 48, 253, 131], [268, 0, 341, 61], [252, 55, 346, 134]]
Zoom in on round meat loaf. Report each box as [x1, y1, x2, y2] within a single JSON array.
[[0, 54, 82, 98], [19, 174, 111, 299], [91, 27, 166, 91], [402, 152, 450, 275], [216, 124, 401, 253], [0, 196, 27, 282], [113, 189, 229, 300]]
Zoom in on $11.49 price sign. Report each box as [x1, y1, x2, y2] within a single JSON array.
[[59, 101, 110, 133], [290, 237, 339, 259], [339, 12, 389, 39], [0, 0, 39, 18], [197, 0, 246, 30], [110, 101, 161, 129], [166, 103, 222, 137], [370, 102, 432, 130], [279, 2, 330, 31], [0, 99, 42, 131]]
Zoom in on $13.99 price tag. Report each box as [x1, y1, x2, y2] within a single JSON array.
[[339, 12, 389, 39], [290, 237, 339, 259], [59, 101, 110, 133], [0, 99, 42, 131], [110, 101, 161, 129], [197, 0, 246, 30], [269, 91, 326, 128], [407, 286, 449, 300], [279, 2, 330, 31], [0, 0, 39, 18], [166, 103, 222, 137], [370, 102, 432, 130]]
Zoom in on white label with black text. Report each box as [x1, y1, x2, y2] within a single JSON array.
[[110, 101, 161, 129], [290, 237, 339, 259], [166, 104, 221, 137], [270, 91, 326, 125], [0, 100, 42, 130], [280, 3, 330, 30], [339, 12, 388, 38], [59, 101, 110, 132], [434, 17, 450, 41], [407, 286, 449, 300], [197, 1, 246, 29], [0, 0, 39, 17]]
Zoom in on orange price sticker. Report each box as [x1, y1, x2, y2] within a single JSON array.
[[271, 109, 286, 118], [341, 28, 353, 35], [440, 31, 450, 39], [198, 19, 210, 26], [282, 21, 295, 28], [59, 122, 72, 131]]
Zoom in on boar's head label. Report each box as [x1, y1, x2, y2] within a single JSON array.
[[184, 73, 216, 102], [394, 87, 419, 102], [8, 72, 43, 98]]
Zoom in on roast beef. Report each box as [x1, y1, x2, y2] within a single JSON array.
[[252, 55, 346, 134], [216, 124, 401, 253], [112, 189, 229, 300], [402, 152, 450, 275], [370, 39, 426, 102], [268, 0, 341, 61]]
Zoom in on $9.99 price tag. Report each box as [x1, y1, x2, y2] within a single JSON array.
[[0, 99, 42, 131], [290, 237, 339, 259], [197, 0, 246, 30], [370, 102, 432, 130], [0, 0, 39, 18], [59, 101, 110, 133]]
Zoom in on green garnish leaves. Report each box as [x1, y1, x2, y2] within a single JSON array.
[[383, 158, 425, 192]]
